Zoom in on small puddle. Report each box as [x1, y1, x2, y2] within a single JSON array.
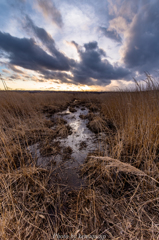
[[28, 105, 104, 189], [55, 107, 97, 165]]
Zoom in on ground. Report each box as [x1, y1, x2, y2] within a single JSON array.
[[0, 87, 159, 239]]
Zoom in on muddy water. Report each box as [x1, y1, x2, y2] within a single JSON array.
[[28, 106, 101, 189], [55, 107, 97, 165]]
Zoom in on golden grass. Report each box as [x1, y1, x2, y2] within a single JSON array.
[[88, 116, 106, 133], [1, 75, 159, 239], [99, 76, 159, 180]]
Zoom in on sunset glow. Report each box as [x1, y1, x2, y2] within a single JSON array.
[[0, 0, 159, 91]]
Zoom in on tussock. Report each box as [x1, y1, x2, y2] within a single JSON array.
[[40, 140, 61, 157], [89, 103, 99, 112], [56, 124, 72, 138], [90, 156, 146, 176], [88, 116, 105, 133]]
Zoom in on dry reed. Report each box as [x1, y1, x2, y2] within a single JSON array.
[[1, 75, 159, 239]]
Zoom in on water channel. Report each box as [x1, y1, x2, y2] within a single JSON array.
[[28, 105, 105, 189]]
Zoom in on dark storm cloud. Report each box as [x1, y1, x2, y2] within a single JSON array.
[[99, 27, 122, 43], [71, 41, 130, 85], [36, 0, 63, 28], [23, 16, 74, 68], [40, 69, 73, 84], [122, 0, 159, 73], [24, 15, 55, 47], [0, 29, 130, 86], [0, 31, 70, 72], [84, 41, 98, 51], [35, 39, 130, 86]]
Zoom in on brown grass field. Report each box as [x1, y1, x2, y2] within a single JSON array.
[[1, 75, 159, 239]]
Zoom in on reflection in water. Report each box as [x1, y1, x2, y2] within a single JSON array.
[[28, 106, 104, 189], [55, 107, 97, 166]]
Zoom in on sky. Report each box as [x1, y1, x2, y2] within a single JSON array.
[[0, 0, 159, 91]]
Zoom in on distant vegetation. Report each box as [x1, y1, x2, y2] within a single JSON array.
[[0, 75, 159, 239]]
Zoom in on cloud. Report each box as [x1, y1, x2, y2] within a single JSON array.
[[108, 0, 140, 22], [0, 29, 130, 87], [6, 0, 26, 13], [40, 69, 73, 84], [84, 41, 98, 50], [121, 0, 159, 73], [99, 27, 122, 43], [109, 16, 128, 33], [35, 0, 63, 28], [9, 64, 24, 74], [0, 31, 71, 72], [9, 73, 23, 80], [24, 15, 55, 47], [2, 69, 11, 74], [107, 0, 142, 36], [71, 41, 130, 85], [23, 16, 74, 68]]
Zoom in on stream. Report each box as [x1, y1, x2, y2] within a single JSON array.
[[28, 105, 104, 189]]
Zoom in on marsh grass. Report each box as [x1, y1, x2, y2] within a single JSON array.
[[99, 75, 159, 179], [1, 75, 159, 239]]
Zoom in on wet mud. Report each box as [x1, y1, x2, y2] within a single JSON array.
[[28, 104, 106, 189]]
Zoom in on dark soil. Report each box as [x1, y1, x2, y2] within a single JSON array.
[[79, 141, 87, 150], [40, 141, 61, 157], [62, 146, 73, 160], [69, 106, 77, 113]]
